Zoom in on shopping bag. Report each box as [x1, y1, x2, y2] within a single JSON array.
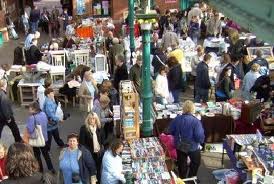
[[29, 124, 45, 147], [168, 92, 174, 103], [55, 102, 64, 121]]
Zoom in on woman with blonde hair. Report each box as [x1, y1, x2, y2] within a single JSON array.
[[169, 100, 205, 179], [79, 112, 104, 181], [0, 143, 8, 181]]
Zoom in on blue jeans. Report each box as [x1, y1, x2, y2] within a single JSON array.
[[30, 21, 39, 32], [195, 87, 209, 103], [171, 89, 181, 103]]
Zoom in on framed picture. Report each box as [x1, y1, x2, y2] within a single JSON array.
[[246, 46, 273, 59]]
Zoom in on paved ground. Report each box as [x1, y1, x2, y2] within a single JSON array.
[[0, 2, 232, 182]]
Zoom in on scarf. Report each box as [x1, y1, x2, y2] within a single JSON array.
[[89, 125, 100, 153]]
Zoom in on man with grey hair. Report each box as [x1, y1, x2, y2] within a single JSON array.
[[161, 25, 179, 51], [0, 79, 22, 142], [109, 37, 125, 75], [187, 3, 202, 25]]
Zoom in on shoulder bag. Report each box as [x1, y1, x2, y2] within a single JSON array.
[[176, 115, 193, 153], [29, 115, 46, 147]]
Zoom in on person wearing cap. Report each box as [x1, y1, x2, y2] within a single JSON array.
[[0, 79, 22, 142], [129, 54, 142, 94]]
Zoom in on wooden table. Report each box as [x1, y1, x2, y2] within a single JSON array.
[[17, 79, 40, 106], [153, 114, 235, 143]]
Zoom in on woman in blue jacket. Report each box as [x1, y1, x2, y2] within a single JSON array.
[[169, 100, 205, 179], [59, 133, 97, 184], [43, 88, 65, 151]]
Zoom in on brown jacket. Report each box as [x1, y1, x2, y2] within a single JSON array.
[[78, 80, 98, 112]]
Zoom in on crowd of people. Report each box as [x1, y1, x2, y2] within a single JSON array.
[[0, 1, 273, 184]]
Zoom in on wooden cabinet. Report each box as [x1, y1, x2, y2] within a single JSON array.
[[120, 80, 140, 140]]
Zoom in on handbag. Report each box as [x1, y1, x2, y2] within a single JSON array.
[[29, 115, 46, 147], [176, 135, 192, 153], [176, 115, 192, 153]]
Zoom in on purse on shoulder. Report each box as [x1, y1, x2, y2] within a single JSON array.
[[176, 137, 192, 153]]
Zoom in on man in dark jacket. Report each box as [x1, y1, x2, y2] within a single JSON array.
[[29, 6, 40, 32], [113, 55, 128, 91], [26, 38, 43, 65], [0, 79, 22, 142], [129, 55, 142, 94], [195, 54, 211, 103]]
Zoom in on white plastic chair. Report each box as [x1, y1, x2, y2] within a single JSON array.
[[94, 54, 108, 73], [73, 49, 90, 67], [49, 50, 66, 82]]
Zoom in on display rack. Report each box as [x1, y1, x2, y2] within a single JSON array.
[[120, 80, 140, 140]]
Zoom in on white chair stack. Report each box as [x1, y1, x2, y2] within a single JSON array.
[[73, 49, 91, 67], [49, 50, 66, 83]]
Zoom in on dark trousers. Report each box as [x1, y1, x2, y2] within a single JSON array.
[[176, 149, 201, 179], [171, 89, 181, 103], [0, 119, 22, 142], [104, 121, 114, 140], [195, 87, 209, 103], [46, 128, 64, 151], [33, 146, 54, 172]]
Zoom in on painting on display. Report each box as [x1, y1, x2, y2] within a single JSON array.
[[77, 0, 86, 15]]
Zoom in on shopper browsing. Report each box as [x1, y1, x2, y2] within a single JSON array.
[[101, 139, 125, 184], [169, 100, 205, 179]]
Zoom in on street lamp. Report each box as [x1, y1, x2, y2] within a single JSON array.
[[136, 12, 157, 137], [128, 0, 135, 64]]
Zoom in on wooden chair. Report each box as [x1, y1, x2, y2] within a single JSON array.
[[49, 50, 66, 83], [73, 49, 90, 67]]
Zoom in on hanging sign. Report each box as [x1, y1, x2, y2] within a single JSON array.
[[165, 0, 177, 3]]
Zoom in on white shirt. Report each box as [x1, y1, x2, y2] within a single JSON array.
[[101, 150, 125, 184], [155, 74, 169, 99], [37, 85, 45, 110]]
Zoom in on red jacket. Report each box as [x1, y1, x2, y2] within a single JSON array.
[[0, 158, 7, 180]]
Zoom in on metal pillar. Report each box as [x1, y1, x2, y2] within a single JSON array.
[[141, 24, 153, 137], [128, 0, 135, 63]]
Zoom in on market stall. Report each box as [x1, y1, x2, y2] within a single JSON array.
[[122, 137, 172, 183], [222, 134, 274, 183]]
